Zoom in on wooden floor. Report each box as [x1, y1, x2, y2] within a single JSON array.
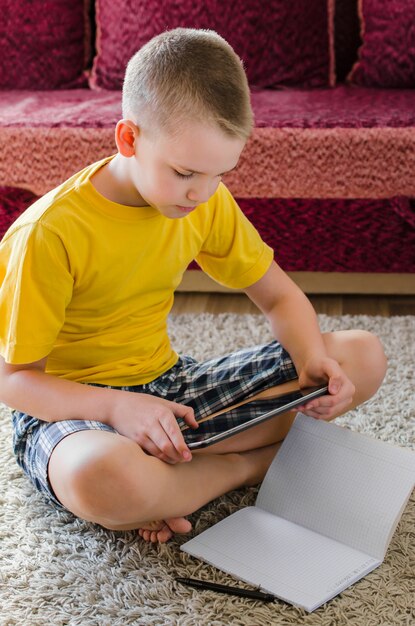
[[172, 293, 415, 316]]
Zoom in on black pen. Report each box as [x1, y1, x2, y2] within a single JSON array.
[[176, 577, 275, 602]]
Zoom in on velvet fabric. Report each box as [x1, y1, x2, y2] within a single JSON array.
[[0, 1, 90, 89], [2, 87, 415, 129], [90, 0, 334, 90], [349, 0, 415, 88], [0, 187, 36, 236], [238, 196, 415, 272], [1, 88, 415, 199], [1, 188, 414, 273], [251, 86, 415, 128]]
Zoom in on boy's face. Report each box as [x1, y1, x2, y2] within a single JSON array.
[[128, 121, 246, 218]]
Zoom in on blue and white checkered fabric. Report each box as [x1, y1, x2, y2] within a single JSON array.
[[11, 341, 296, 508]]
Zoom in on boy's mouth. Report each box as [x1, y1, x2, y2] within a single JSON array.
[[176, 205, 196, 213]]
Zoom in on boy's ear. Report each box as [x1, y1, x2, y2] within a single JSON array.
[[115, 119, 140, 157]]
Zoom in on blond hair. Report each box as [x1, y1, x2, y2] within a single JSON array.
[[122, 28, 253, 140]]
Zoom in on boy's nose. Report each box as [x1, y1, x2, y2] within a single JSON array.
[[187, 181, 215, 204], [186, 189, 206, 204]]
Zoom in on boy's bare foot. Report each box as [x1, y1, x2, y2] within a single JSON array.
[[138, 516, 192, 543], [138, 444, 280, 543]]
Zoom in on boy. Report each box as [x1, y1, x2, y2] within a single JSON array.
[[0, 29, 386, 543]]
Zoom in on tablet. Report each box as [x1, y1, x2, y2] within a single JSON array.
[[185, 384, 328, 449]]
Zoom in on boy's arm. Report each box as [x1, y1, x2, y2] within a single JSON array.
[[244, 261, 355, 419], [0, 356, 197, 463]]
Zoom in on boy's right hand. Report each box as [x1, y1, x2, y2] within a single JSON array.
[[106, 390, 199, 464]]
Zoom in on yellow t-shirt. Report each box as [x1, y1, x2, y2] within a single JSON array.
[[0, 157, 273, 385]]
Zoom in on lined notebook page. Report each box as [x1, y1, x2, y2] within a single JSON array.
[[183, 507, 380, 612], [182, 415, 415, 611], [256, 414, 415, 560]]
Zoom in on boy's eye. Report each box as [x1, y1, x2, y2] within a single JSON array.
[[174, 170, 194, 179]]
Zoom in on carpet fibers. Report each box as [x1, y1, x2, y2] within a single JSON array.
[[1, 314, 414, 625]]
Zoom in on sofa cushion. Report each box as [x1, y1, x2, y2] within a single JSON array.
[[349, 0, 415, 88], [237, 196, 415, 272], [0, 187, 36, 237], [251, 86, 415, 128], [1, 87, 415, 199], [2, 87, 415, 129], [0, 0, 91, 89], [90, 0, 335, 90], [2, 187, 414, 273]]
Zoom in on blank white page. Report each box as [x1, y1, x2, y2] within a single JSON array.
[[256, 414, 415, 559], [182, 506, 380, 612]]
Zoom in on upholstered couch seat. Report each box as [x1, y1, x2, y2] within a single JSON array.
[[2, 86, 415, 199], [1, 0, 415, 293]]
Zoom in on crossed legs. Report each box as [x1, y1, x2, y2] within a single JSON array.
[[48, 330, 387, 541]]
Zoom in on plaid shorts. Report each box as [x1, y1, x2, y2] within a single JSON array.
[[11, 341, 296, 509]]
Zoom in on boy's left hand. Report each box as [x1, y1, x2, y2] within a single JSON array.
[[296, 356, 355, 420]]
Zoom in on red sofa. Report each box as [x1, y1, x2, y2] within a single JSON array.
[[1, 0, 414, 294]]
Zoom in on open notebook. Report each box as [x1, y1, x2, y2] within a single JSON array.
[[181, 414, 415, 612]]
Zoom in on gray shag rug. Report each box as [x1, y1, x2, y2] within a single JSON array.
[[1, 314, 414, 626]]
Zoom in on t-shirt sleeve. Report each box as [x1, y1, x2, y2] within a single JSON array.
[[0, 223, 74, 364], [195, 183, 274, 289]]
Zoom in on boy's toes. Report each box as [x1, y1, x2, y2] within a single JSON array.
[[138, 520, 165, 542], [138, 523, 173, 543], [138, 517, 192, 543], [154, 525, 174, 543], [164, 517, 192, 534]]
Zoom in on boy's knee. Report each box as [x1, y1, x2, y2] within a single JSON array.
[[325, 329, 387, 402], [356, 330, 387, 375], [349, 330, 387, 397], [52, 434, 147, 525]]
